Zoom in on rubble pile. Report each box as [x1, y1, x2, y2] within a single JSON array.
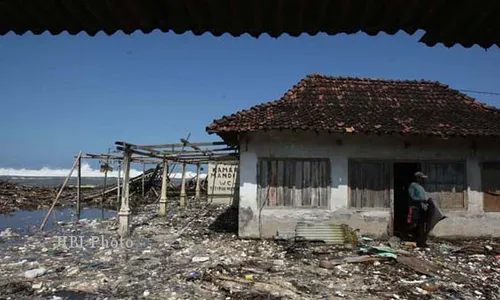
[[0, 180, 71, 214], [0, 180, 160, 215], [0, 200, 498, 300]]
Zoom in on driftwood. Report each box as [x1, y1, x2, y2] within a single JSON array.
[[396, 255, 442, 276], [40, 152, 82, 230], [319, 255, 389, 269]]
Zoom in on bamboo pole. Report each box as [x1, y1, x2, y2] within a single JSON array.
[[116, 160, 121, 212], [142, 162, 145, 199], [167, 133, 191, 180], [40, 151, 82, 231], [76, 156, 82, 220], [179, 162, 187, 208], [101, 156, 109, 220], [195, 163, 201, 200]]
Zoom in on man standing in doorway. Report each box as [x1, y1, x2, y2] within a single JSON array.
[[408, 171, 430, 247]]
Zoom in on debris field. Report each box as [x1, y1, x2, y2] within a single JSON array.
[[0, 200, 499, 300]]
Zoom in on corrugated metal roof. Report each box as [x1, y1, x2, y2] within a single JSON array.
[[295, 222, 355, 244], [0, 0, 499, 48]]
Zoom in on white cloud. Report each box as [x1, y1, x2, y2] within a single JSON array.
[[0, 163, 207, 179]]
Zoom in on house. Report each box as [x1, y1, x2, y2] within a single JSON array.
[[206, 74, 500, 239]]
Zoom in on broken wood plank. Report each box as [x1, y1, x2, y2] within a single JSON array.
[[396, 255, 441, 276]]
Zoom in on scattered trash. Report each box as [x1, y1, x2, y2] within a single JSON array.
[[396, 255, 441, 276], [0, 227, 19, 238], [403, 241, 417, 248], [319, 255, 388, 269], [421, 281, 439, 292], [191, 256, 210, 263], [186, 272, 201, 281], [32, 282, 43, 289], [24, 267, 47, 279], [0, 200, 498, 299], [0, 180, 75, 214], [388, 236, 401, 248]]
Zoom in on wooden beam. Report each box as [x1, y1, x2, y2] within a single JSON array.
[[116, 146, 162, 159], [195, 162, 201, 200], [116, 160, 121, 212], [129, 141, 227, 149], [141, 163, 145, 199], [161, 147, 235, 154], [117, 145, 236, 159], [76, 155, 82, 221], [127, 147, 235, 155], [40, 151, 82, 230], [179, 162, 187, 208]]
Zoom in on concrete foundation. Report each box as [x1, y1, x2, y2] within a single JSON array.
[[118, 209, 131, 237], [237, 131, 500, 239]]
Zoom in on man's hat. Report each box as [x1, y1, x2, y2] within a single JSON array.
[[414, 171, 428, 178]]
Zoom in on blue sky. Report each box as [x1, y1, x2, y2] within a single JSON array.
[[0, 30, 499, 171]]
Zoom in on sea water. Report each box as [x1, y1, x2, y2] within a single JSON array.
[[0, 207, 116, 234]]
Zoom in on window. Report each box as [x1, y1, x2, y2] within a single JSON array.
[[349, 161, 391, 208], [257, 158, 330, 208], [482, 162, 500, 212], [348, 160, 466, 210], [421, 162, 466, 209]]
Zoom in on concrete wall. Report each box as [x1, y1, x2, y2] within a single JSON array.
[[237, 131, 500, 239]]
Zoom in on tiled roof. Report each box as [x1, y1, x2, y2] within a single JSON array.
[[0, 1, 499, 48], [206, 74, 500, 138]]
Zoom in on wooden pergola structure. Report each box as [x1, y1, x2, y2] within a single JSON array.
[[114, 139, 238, 237], [79, 153, 162, 205]]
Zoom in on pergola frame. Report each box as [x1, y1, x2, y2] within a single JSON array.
[[114, 139, 239, 237]]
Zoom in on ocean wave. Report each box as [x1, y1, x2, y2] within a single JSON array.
[[0, 163, 207, 179]]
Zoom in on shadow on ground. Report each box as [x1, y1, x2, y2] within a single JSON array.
[[208, 205, 238, 234]]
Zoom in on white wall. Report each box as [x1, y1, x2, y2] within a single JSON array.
[[237, 130, 500, 238]]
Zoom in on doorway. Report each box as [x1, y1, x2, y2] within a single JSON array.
[[393, 162, 421, 238]]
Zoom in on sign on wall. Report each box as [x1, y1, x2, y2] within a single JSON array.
[[207, 162, 239, 204]]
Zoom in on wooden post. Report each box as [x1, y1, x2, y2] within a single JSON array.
[[195, 163, 201, 200], [76, 156, 82, 221], [179, 162, 187, 208], [101, 157, 109, 220], [116, 160, 121, 212], [159, 158, 168, 216], [40, 152, 82, 231], [142, 162, 145, 200], [118, 149, 132, 237]]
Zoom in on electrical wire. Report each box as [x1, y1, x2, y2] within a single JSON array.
[[458, 89, 500, 96]]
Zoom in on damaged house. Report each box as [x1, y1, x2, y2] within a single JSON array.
[[206, 74, 500, 239]]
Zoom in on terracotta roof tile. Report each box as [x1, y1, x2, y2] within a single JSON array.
[[206, 74, 500, 138]]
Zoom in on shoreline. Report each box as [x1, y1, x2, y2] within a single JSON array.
[[0, 179, 202, 216]]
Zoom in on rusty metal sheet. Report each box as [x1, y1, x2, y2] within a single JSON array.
[[295, 222, 352, 244]]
